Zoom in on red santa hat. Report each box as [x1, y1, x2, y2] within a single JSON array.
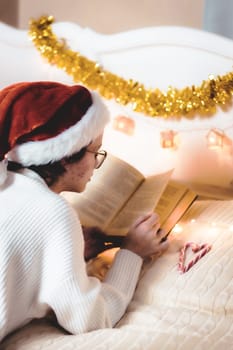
[[0, 81, 110, 186]]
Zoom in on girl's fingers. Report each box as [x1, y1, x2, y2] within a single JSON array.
[[133, 212, 154, 227], [159, 239, 169, 251]]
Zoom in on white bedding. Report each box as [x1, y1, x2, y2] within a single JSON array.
[[2, 200, 233, 350]]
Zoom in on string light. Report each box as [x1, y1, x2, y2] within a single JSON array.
[[112, 115, 135, 135], [160, 130, 177, 149], [206, 129, 225, 149], [171, 224, 183, 234], [211, 222, 217, 227], [111, 118, 233, 152]]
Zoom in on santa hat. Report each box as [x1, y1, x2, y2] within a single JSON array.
[[0, 81, 110, 186]]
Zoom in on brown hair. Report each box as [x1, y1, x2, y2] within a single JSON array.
[[7, 146, 87, 187]]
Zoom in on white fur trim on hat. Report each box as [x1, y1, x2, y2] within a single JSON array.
[[0, 159, 8, 186], [7, 92, 110, 166]]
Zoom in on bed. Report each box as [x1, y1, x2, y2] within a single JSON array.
[[2, 206, 233, 350], [1, 16, 233, 350]]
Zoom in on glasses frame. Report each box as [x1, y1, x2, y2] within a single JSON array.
[[86, 149, 107, 169]]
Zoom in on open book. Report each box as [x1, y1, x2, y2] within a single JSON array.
[[167, 197, 233, 250], [177, 198, 233, 227], [153, 181, 233, 237], [63, 154, 202, 236]]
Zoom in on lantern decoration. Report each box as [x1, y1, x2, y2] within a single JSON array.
[[160, 130, 177, 149], [206, 128, 225, 149], [112, 115, 135, 135]]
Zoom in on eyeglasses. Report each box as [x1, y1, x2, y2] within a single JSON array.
[[86, 149, 107, 169]]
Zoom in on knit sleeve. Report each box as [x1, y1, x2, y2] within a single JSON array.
[[40, 196, 142, 334]]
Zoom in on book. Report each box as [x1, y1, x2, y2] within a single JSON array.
[[179, 198, 233, 227], [87, 195, 233, 279], [154, 180, 198, 236], [167, 197, 233, 249], [155, 182, 233, 243], [63, 154, 202, 236], [188, 182, 233, 201]]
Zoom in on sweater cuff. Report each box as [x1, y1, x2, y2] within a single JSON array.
[[104, 248, 143, 297]]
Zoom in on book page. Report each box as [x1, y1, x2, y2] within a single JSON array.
[[161, 189, 197, 234], [154, 180, 191, 225], [189, 182, 233, 200], [180, 199, 233, 227], [62, 154, 145, 229], [106, 169, 173, 235]]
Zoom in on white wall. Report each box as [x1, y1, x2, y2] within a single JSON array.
[[1, 0, 205, 33], [0, 20, 232, 190]]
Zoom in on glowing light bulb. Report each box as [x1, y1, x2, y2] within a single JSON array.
[[206, 129, 225, 149], [171, 224, 183, 234], [160, 130, 176, 148], [112, 115, 135, 135]]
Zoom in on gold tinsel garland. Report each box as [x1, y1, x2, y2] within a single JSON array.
[[29, 15, 233, 119]]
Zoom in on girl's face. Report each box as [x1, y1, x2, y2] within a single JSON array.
[[57, 133, 104, 193]]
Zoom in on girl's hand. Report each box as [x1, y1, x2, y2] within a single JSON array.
[[121, 212, 169, 259]]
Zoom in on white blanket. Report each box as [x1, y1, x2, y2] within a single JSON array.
[[2, 200, 233, 350]]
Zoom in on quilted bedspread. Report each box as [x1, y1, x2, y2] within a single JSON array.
[[2, 199, 233, 350]]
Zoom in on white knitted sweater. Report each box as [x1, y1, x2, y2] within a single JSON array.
[[0, 169, 142, 342]]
